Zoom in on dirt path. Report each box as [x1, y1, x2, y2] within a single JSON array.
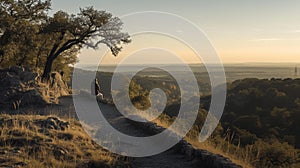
[[44, 96, 201, 168], [98, 103, 200, 168]]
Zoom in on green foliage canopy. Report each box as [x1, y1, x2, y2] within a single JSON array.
[[0, 0, 131, 80]]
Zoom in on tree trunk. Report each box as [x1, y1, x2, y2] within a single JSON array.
[[42, 57, 54, 81], [41, 31, 66, 81]]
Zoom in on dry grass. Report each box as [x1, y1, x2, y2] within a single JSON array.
[[152, 114, 254, 168], [0, 114, 128, 168]]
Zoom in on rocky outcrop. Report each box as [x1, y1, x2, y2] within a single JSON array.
[[35, 117, 70, 131], [0, 66, 70, 110]]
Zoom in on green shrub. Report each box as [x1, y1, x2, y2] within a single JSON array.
[[251, 139, 298, 167]]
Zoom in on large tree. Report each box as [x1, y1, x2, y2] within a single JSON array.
[[0, 0, 130, 81], [41, 7, 131, 80]]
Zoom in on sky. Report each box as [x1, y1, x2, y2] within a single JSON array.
[[51, 0, 300, 64]]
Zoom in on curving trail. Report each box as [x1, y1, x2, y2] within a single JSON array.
[[46, 96, 202, 168], [98, 102, 201, 168]]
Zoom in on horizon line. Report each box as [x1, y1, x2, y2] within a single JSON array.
[[76, 62, 300, 66]]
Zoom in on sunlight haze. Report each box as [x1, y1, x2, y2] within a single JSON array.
[[51, 0, 300, 64]]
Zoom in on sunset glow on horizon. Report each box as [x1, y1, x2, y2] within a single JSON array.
[[52, 0, 300, 64]]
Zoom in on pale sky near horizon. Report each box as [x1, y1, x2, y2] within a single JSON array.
[[51, 0, 300, 64]]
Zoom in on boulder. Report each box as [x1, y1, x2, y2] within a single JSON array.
[[0, 66, 70, 110], [20, 90, 48, 107], [20, 71, 38, 83], [49, 72, 69, 97]]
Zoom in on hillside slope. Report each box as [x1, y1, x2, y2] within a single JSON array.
[[0, 114, 128, 168]]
